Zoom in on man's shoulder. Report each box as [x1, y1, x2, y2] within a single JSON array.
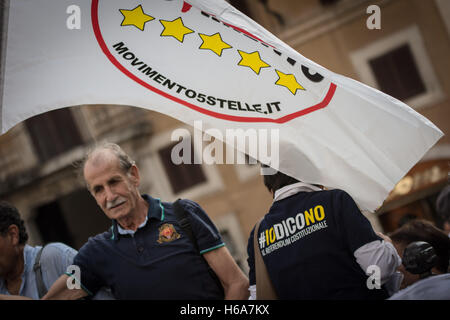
[[175, 198, 201, 211], [312, 188, 348, 198], [168, 198, 206, 218], [88, 228, 115, 243], [277, 188, 348, 205], [41, 242, 77, 258], [77, 229, 115, 252], [390, 274, 450, 299], [305, 188, 354, 205]]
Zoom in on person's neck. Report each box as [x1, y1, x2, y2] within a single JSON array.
[[117, 198, 149, 231], [4, 245, 25, 294]]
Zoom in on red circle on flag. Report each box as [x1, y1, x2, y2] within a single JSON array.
[[91, 0, 336, 123]]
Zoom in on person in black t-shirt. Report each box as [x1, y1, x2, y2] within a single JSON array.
[[247, 168, 402, 299], [38, 142, 249, 300]]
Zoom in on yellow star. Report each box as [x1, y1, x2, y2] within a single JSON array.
[[199, 33, 232, 56], [275, 70, 305, 95], [160, 17, 194, 43], [119, 5, 154, 31], [237, 50, 270, 75]]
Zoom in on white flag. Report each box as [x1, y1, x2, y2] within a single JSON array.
[[0, 0, 443, 211]]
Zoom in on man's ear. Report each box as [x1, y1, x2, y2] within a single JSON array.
[[6, 225, 20, 246], [128, 165, 140, 187]]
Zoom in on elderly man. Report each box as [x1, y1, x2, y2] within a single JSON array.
[[42, 142, 248, 300]]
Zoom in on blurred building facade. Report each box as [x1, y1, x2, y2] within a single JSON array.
[[0, 0, 449, 273]]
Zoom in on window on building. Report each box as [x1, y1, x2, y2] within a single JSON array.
[[350, 25, 444, 110], [158, 141, 207, 194], [34, 201, 75, 247], [227, 0, 252, 18], [368, 44, 426, 101], [33, 189, 111, 250], [145, 126, 224, 200], [25, 108, 83, 161]]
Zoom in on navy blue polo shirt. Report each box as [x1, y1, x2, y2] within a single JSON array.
[[247, 189, 388, 300], [72, 195, 225, 299]]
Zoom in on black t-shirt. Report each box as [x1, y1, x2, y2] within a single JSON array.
[[73, 195, 225, 299], [247, 189, 388, 299]]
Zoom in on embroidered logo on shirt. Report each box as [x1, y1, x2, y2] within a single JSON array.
[[157, 223, 181, 243]]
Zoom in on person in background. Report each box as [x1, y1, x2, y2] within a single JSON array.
[[388, 219, 450, 300], [0, 201, 113, 300], [389, 220, 450, 288], [247, 167, 401, 300]]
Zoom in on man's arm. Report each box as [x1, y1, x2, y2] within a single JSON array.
[[336, 191, 401, 285], [0, 274, 88, 300], [41, 274, 88, 300], [354, 232, 402, 287], [0, 294, 32, 300], [203, 246, 249, 300]]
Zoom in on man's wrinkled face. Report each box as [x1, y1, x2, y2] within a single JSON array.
[[84, 152, 140, 221]]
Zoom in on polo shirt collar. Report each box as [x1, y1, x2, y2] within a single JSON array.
[[142, 194, 165, 221], [117, 215, 148, 235], [273, 182, 322, 202], [110, 194, 165, 240]]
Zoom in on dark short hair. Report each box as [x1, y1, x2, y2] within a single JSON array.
[[262, 166, 300, 194], [0, 201, 29, 244], [390, 219, 450, 273]]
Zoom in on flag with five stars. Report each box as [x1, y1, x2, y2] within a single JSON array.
[[0, 0, 443, 211]]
